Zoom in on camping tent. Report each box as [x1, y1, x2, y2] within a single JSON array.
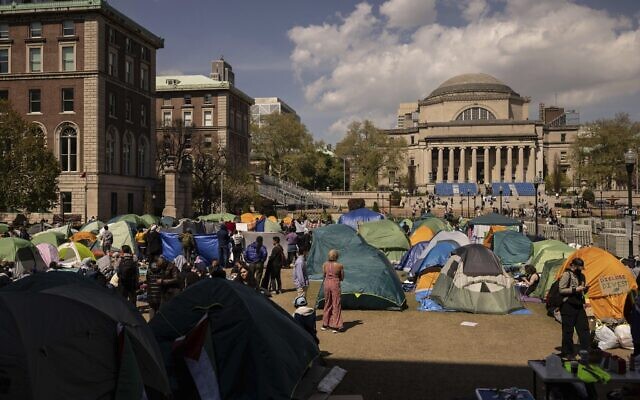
[[80, 220, 105, 234], [35, 243, 59, 267], [149, 278, 319, 399], [309, 224, 406, 310], [358, 220, 410, 263], [262, 219, 282, 233], [0, 273, 170, 399], [410, 231, 471, 275], [108, 214, 148, 228], [337, 208, 384, 230], [410, 225, 435, 246], [468, 213, 521, 244], [398, 241, 430, 272], [140, 214, 159, 227], [0, 238, 47, 276], [30, 231, 66, 247], [412, 217, 450, 234], [482, 225, 507, 247], [531, 240, 574, 273], [556, 247, 638, 320], [414, 241, 460, 275], [415, 266, 442, 292], [241, 212, 257, 223], [46, 224, 73, 238], [430, 244, 523, 314], [70, 231, 97, 245], [198, 213, 237, 222], [530, 258, 565, 299], [491, 230, 533, 266], [400, 218, 413, 230], [58, 242, 96, 267]]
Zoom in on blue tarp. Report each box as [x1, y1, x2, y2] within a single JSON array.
[[255, 218, 265, 232], [160, 232, 219, 264], [398, 241, 430, 271], [337, 208, 384, 230], [414, 241, 459, 275]]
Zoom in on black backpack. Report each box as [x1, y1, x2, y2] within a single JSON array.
[[546, 274, 565, 308]]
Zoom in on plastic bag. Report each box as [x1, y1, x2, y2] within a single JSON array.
[[595, 323, 619, 350], [614, 324, 634, 350]]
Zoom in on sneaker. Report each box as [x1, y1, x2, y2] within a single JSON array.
[[321, 326, 328, 331], [332, 330, 339, 334]]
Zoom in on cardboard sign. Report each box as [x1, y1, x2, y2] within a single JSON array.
[[599, 275, 630, 296]]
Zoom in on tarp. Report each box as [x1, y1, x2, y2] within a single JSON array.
[[35, 243, 59, 267], [415, 241, 459, 275], [31, 231, 66, 247], [358, 220, 410, 263], [492, 230, 533, 266], [337, 208, 384, 230], [58, 242, 96, 267], [309, 224, 406, 310], [556, 247, 638, 320], [159, 215, 176, 227], [410, 225, 435, 246], [255, 218, 266, 232], [161, 220, 205, 235], [531, 240, 574, 273], [0, 237, 47, 276], [398, 241, 430, 272], [410, 231, 471, 275], [468, 212, 521, 227], [530, 258, 565, 299], [160, 232, 220, 265]]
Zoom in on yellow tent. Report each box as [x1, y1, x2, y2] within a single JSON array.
[[556, 247, 637, 320], [268, 216, 278, 222], [415, 267, 441, 292], [483, 225, 507, 248], [410, 225, 435, 246], [282, 216, 293, 225], [240, 213, 255, 223]]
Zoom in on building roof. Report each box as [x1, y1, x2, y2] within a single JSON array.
[[156, 75, 253, 104], [424, 73, 518, 100]]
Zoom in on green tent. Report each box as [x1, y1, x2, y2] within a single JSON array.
[[309, 224, 406, 310], [46, 224, 72, 238], [468, 212, 521, 227], [412, 217, 451, 234], [140, 214, 159, 227], [531, 239, 574, 273], [0, 237, 47, 276], [31, 231, 66, 247], [492, 230, 533, 266], [530, 258, 565, 299], [93, 221, 138, 254], [400, 218, 413, 230], [263, 219, 282, 233], [358, 219, 410, 263], [0, 223, 8, 234], [198, 213, 237, 222], [80, 220, 105, 234], [108, 214, 148, 228]]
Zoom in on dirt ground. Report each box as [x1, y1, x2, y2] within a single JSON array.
[[271, 268, 633, 400]]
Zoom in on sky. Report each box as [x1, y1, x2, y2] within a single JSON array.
[[110, 0, 640, 143]]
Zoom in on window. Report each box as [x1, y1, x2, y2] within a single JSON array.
[[229, 110, 235, 129], [106, 130, 115, 173], [560, 151, 567, 163], [28, 89, 41, 113], [108, 92, 116, 117], [204, 93, 212, 104], [183, 110, 192, 127], [137, 138, 147, 177], [162, 110, 172, 127], [0, 48, 8, 73], [455, 107, 496, 121], [29, 47, 42, 72], [410, 135, 415, 145], [162, 94, 171, 106], [108, 51, 117, 76], [127, 193, 134, 214], [560, 133, 566, 143], [124, 59, 133, 84], [184, 94, 191, 105], [30, 22, 42, 38], [204, 134, 212, 148], [0, 24, 8, 39], [62, 20, 74, 36], [61, 45, 74, 71], [203, 110, 213, 127], [122, 133, 132, 175], [125, 37, 132, 53], [60, 125, 77, 172], [140, 46, 149, 61], [61, 192, 72, 213], [61, 88, 74, 112], [108, 27, 115, 44], [125, 99, 132, 121], [140, 103, 147, 126], [140, 65, 148, 90], [0, 90, 7, 101], [110, 192, 117, 217]]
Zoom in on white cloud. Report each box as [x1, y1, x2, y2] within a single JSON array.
[[288, 0, 640, 141], [380, 0, 437, 28]]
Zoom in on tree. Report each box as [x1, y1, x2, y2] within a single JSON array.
[[155, 119, 193, 177], [545, 155, 569, 194], [572, 113, 640, 189], [0, 101, 60, 212], [335, 120, 406, 190]]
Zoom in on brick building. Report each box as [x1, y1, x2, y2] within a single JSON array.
[[0, 0, 163, 220]]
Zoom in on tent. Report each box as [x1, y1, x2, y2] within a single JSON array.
[[58, 242, 96, 267], [482, 225, 507, 247], [412, 217, 450, 234], [414, 241, 460, 275], [309, 225, 406, 310], [415, 266, 442, 292], [198, 213, 237, 222], [409, 231, 471, 276], [556, 247, 638, 320], [282, 216, 293, 225], [468, 213, 521, 226], [80, 220, 105, 234], [106, 221, 138, 254], [46, 224, 73, 238], [268, 215, 278, 222], [398, 241, 430, 272], [400, 218, 413, 230], [0, 237, 47, 276], [27, 222, 52, 235], [161, 220, 205, 235], [159, 215, 176, 227], [140, 214, 160, 227], [0, 273, 170, 399], [337, 208, 384, 230], [531, 240, 574, 273], [108, 214, 148, 228], [262, 218, 282, 233], [30, 231, 66, 247], [70, 231, 97, 244], [530, 258, 565, 299], [0, 223, 8, 234], [241, 212, 257, 223], [358, 219, 410, 263], [410, 225, 435, 246], [149, 278, 319, 399], [430, 244, 523, 314], [491, 230, 533, 266], [35, 243, 59, 267]]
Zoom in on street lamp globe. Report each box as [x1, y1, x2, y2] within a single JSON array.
[[625, 148, 637, 172]]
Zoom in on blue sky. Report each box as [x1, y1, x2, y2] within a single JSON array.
[[111, 0, 640, 142]]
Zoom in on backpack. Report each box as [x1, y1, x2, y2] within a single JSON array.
[[546, 276, 564, 308], [117, 257, 138, 284]]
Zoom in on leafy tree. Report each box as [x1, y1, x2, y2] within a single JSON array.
[[335, 120, 406, 190], [582, 188, 595, 204], [572, 113, 640, 189], [0, 101, 60, 212], [544, 155, 570, 194]]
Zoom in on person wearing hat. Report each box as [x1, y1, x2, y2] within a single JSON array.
[[558, 257, 590, 358], [293, 296, 318, 344], [145, 225, 162, 262]]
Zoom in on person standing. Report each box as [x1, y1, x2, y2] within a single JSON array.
[[263, 236, 285, 294], [244, 236, 267, 285], [100, 225, 113, 255], [158, 257, 181, 304], [145, 225, 163, 261], [135, 228, 147, 261], [145, 256, 163, 319], [322, 249, 344, 333], [231, 229, 244, 265], [293, 248, 309, 298], [216, 224, 230, 268], [285, 227, 298, 267], [558, 257, 590, 358], [116, 245, 138, 304], [180, 229, 196, 263]]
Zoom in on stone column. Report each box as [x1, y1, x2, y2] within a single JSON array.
[[162, 157, 178, 218], [437, 147, 444, 182], [484, 147, 490, 184], [471, 147, 478, 183], [448, 147, 455, 182], [526, 145, 535, 181], [506, 146, 513, 182], [426, 148, 433, 183], [494, 146, 502, 182], [517, 146, 525, 181], [459, 147, 466, 182]]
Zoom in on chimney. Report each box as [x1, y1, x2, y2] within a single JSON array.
[[210, 57, 235, 85]]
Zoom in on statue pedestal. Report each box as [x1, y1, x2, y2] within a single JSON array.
[[163, 166, 178, 218]]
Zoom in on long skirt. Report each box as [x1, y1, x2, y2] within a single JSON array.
[[322, 278, 343, 330]]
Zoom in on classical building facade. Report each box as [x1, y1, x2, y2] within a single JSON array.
[[387, 73, 578, 195], [0, 0, 163, 220]]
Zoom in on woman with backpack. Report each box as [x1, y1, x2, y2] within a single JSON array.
[[558, 257, 590, 358]]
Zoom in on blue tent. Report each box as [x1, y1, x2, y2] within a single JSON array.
[[160, 232, 219, 264], [492, 230, 532, 266], [337, 208, 384, 230], [414, 241, 460, 275], [398, 241, 430, 271]]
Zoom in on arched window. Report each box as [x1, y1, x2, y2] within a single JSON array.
[[137, 137, 148, 177], [455, 107, 496, 121], [106, 129, 115, 173], [122, 132, 132, 175], [59, 125, 77, 171]]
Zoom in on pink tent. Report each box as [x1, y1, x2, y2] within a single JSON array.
[[36, 242, 59, 267]]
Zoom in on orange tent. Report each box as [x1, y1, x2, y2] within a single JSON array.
[[70, 231, 97, 243], [483, 225, 507, 247], [556, 247, 637, 320], [415, 266, 441, 292], [410, 225, 435, 246], [282, 216, 293, 225], [240, 213, 255, 223]]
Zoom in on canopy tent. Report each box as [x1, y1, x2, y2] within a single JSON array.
[[35, 243, 59, 267], [80, 220, 105, 234], [409, 230, 471, 275], [58, 242, 96, 267], [412, 217, 451, 234], [337, 208, 384, 230], [468, 213, 521, 226], [410, 225, 435, 246], [491, 230, 533, 266], [414, 241, 460, 276], [309, 224, 406, 310], [0, 237, 47, 276], [30, 231, 66, 247], [398, 241, 430, 272], [0, 273, 170, 399], [530, 258, 565, 299], [198, 213, 237, 222], [149, 279, 319, 399], [556, 247, 637, 320], [531, 240, 574, 273], [431, 244, 523, 314], [140, 214, 160, 227], [357, 219, 410, 263], [108, 214, 148, 228]]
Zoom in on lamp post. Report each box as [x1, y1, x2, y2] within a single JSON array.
[[625, 149, 637, 259], [534, 176, 543, 238], [600, 189, 603, 220], [473, 195, 477, 215], [466, 190, 470, 218], [499, 185, 503, 215]]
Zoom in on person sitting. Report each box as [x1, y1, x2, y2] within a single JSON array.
[[293, 296, 319, 344], [520, 264, 540, 296], [234, 264, 257, 288]]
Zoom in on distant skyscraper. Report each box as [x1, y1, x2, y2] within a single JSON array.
[[250, 97, 299, 127]]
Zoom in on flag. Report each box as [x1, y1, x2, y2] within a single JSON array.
[[115, 323, 148, 400]]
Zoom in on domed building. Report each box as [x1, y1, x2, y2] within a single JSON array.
[[387, 73, 578, 196]]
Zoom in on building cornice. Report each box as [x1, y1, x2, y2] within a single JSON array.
[[419, 93, 529, 106], [156, 78, 254, 105]]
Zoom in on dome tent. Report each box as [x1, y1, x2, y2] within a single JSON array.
[[531, 240, 574, 273], [491, 230, 533, 266], [0, 237, 47, 276], [337, 207, 384, 230], [358, 219, 410, 263], [31, 231, 67, 247], [410, 225, 435, 246], [398, 241, 431, 272], [410, 230, 471, 275], [58, 242, 96, 267]]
